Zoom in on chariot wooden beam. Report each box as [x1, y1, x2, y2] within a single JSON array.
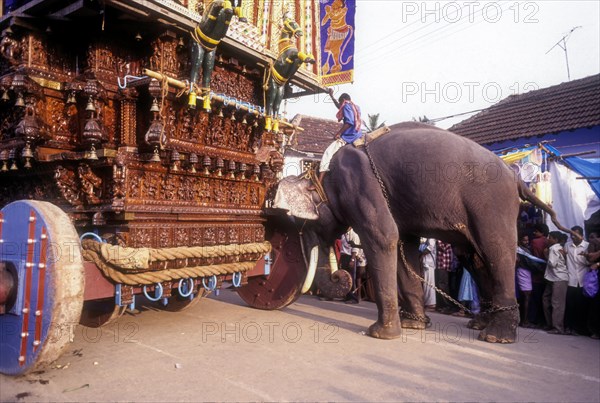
[[143, 69, 303, 132]]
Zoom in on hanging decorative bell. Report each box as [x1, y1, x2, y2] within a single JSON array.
[[189, 153, 198, 173], [150, 98, 160, 112], [15, 93, 25, 107], [171, 149, 180, 171], [85, 97, 96, 112], [1, 90, 9, 101], [242, 115, 248, 125], [203, 155, 212, 175], [239, 162, 247, 180], [0, 150, 9, 172], [9, 149, 18, 170], [82, 117, 103, 160], [144, 119, 164, 150], [216, 157, 224, 177], [87, 145, 99, 160], [22, 144, 33, 169], [150, 147, 161, 162], [218, 109, 224, 118], [228, 160, 236, 178], [67, 92, 77, 104]]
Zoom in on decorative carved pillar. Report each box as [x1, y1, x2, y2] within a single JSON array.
[[118, 88, 138, 147]]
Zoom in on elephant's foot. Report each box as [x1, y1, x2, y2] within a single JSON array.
[[467, 312, 491, 330], [400, 311, 431, 329], [476, 310, 519, 344], [368, 318, 402, 340], [401, 319, 427, 329]]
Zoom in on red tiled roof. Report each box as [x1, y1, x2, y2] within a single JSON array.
[[289, 114, 339, 154], [449, 74, 600, 144]]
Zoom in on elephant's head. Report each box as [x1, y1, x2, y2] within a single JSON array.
[[272, 175, 352, 298]]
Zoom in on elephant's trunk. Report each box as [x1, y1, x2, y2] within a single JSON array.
[[315, 246, 352, 299], [301, 246, 319, 294]]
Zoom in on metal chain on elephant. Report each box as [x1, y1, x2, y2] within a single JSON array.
[[398, 241, 473, 315]]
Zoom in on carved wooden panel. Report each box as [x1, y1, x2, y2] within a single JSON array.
[[129, 223, 265, 248]]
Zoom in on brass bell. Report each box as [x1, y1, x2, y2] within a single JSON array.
[[1, 90, 9, 101], [216, 157, 224, 177], [242, 115, 248, 125], [150, 98, 160, 113], [203, 155, 212, 175], [189, 153, 198, 173], [9, 148, 18, 170], [150, 147, 161, 162], [218, 109, 224, 118], [67, 92, 77, 104], [0, 150, 8, 172], [85, 97, 96, 112], [22, 143, 34, 169], [231, 112, 236, 122], [228, 160, 236, 178], [15, 93, 25, 107], [87, 145, 98, 160], [171, 149, 180, 171]]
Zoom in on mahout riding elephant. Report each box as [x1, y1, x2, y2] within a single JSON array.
[[273, 122, 571, 343]]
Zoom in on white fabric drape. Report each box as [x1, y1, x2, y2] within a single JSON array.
[[547, 161, 600, 231]]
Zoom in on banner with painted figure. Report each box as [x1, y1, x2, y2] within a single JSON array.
[[320, 0, 356, 86]]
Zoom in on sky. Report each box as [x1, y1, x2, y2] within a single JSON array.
[[284, 0, 600, 130]]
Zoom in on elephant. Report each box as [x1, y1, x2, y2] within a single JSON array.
[[273, 122, 570, 343]]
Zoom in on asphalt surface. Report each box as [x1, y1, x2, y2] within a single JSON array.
[[1, 290, 599, 402]]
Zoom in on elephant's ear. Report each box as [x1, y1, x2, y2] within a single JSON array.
[[273, 176, 319, 220]]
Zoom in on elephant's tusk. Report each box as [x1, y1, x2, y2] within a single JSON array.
[[329, 246, 339, 273], [301, 246, 319, 294]]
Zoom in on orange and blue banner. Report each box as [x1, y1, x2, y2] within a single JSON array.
[[320, 0, 356, 86]]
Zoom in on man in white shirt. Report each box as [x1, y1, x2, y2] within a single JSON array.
[[341, 228, 366, 304], [420, 238, 436, 311], [565, 226, 590, 335], [543, 231, 569, 334]]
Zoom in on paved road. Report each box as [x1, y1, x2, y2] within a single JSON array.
[[1, 290, 599, 402]]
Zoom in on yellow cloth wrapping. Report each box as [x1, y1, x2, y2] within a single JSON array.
[[99, 243, 151, 270], [500, 149, 534, 165]]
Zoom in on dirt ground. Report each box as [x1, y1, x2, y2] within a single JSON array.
[[1, 290, 599, 402]]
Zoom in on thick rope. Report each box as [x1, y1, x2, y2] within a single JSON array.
[[81, 240, 271, 285], [82, 249, 256, 285], [82, 239, 271, 270]]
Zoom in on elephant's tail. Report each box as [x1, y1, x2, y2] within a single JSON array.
[[517, 180, 579, 238]]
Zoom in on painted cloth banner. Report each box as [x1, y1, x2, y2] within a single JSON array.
[[320, 0, 356, 86]]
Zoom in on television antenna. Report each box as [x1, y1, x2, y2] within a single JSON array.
[[546, 26, 582, 81]]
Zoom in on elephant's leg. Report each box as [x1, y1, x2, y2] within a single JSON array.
[[470, 230, 519, 343], [397, 240, 428, 329], [361, 223, 402, 340]]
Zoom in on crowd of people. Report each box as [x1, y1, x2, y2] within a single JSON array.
[[514, 222, 600, 338], [418, 216, 600, 339]]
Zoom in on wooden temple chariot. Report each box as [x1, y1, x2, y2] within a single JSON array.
[[0, 0, 325, 374]]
